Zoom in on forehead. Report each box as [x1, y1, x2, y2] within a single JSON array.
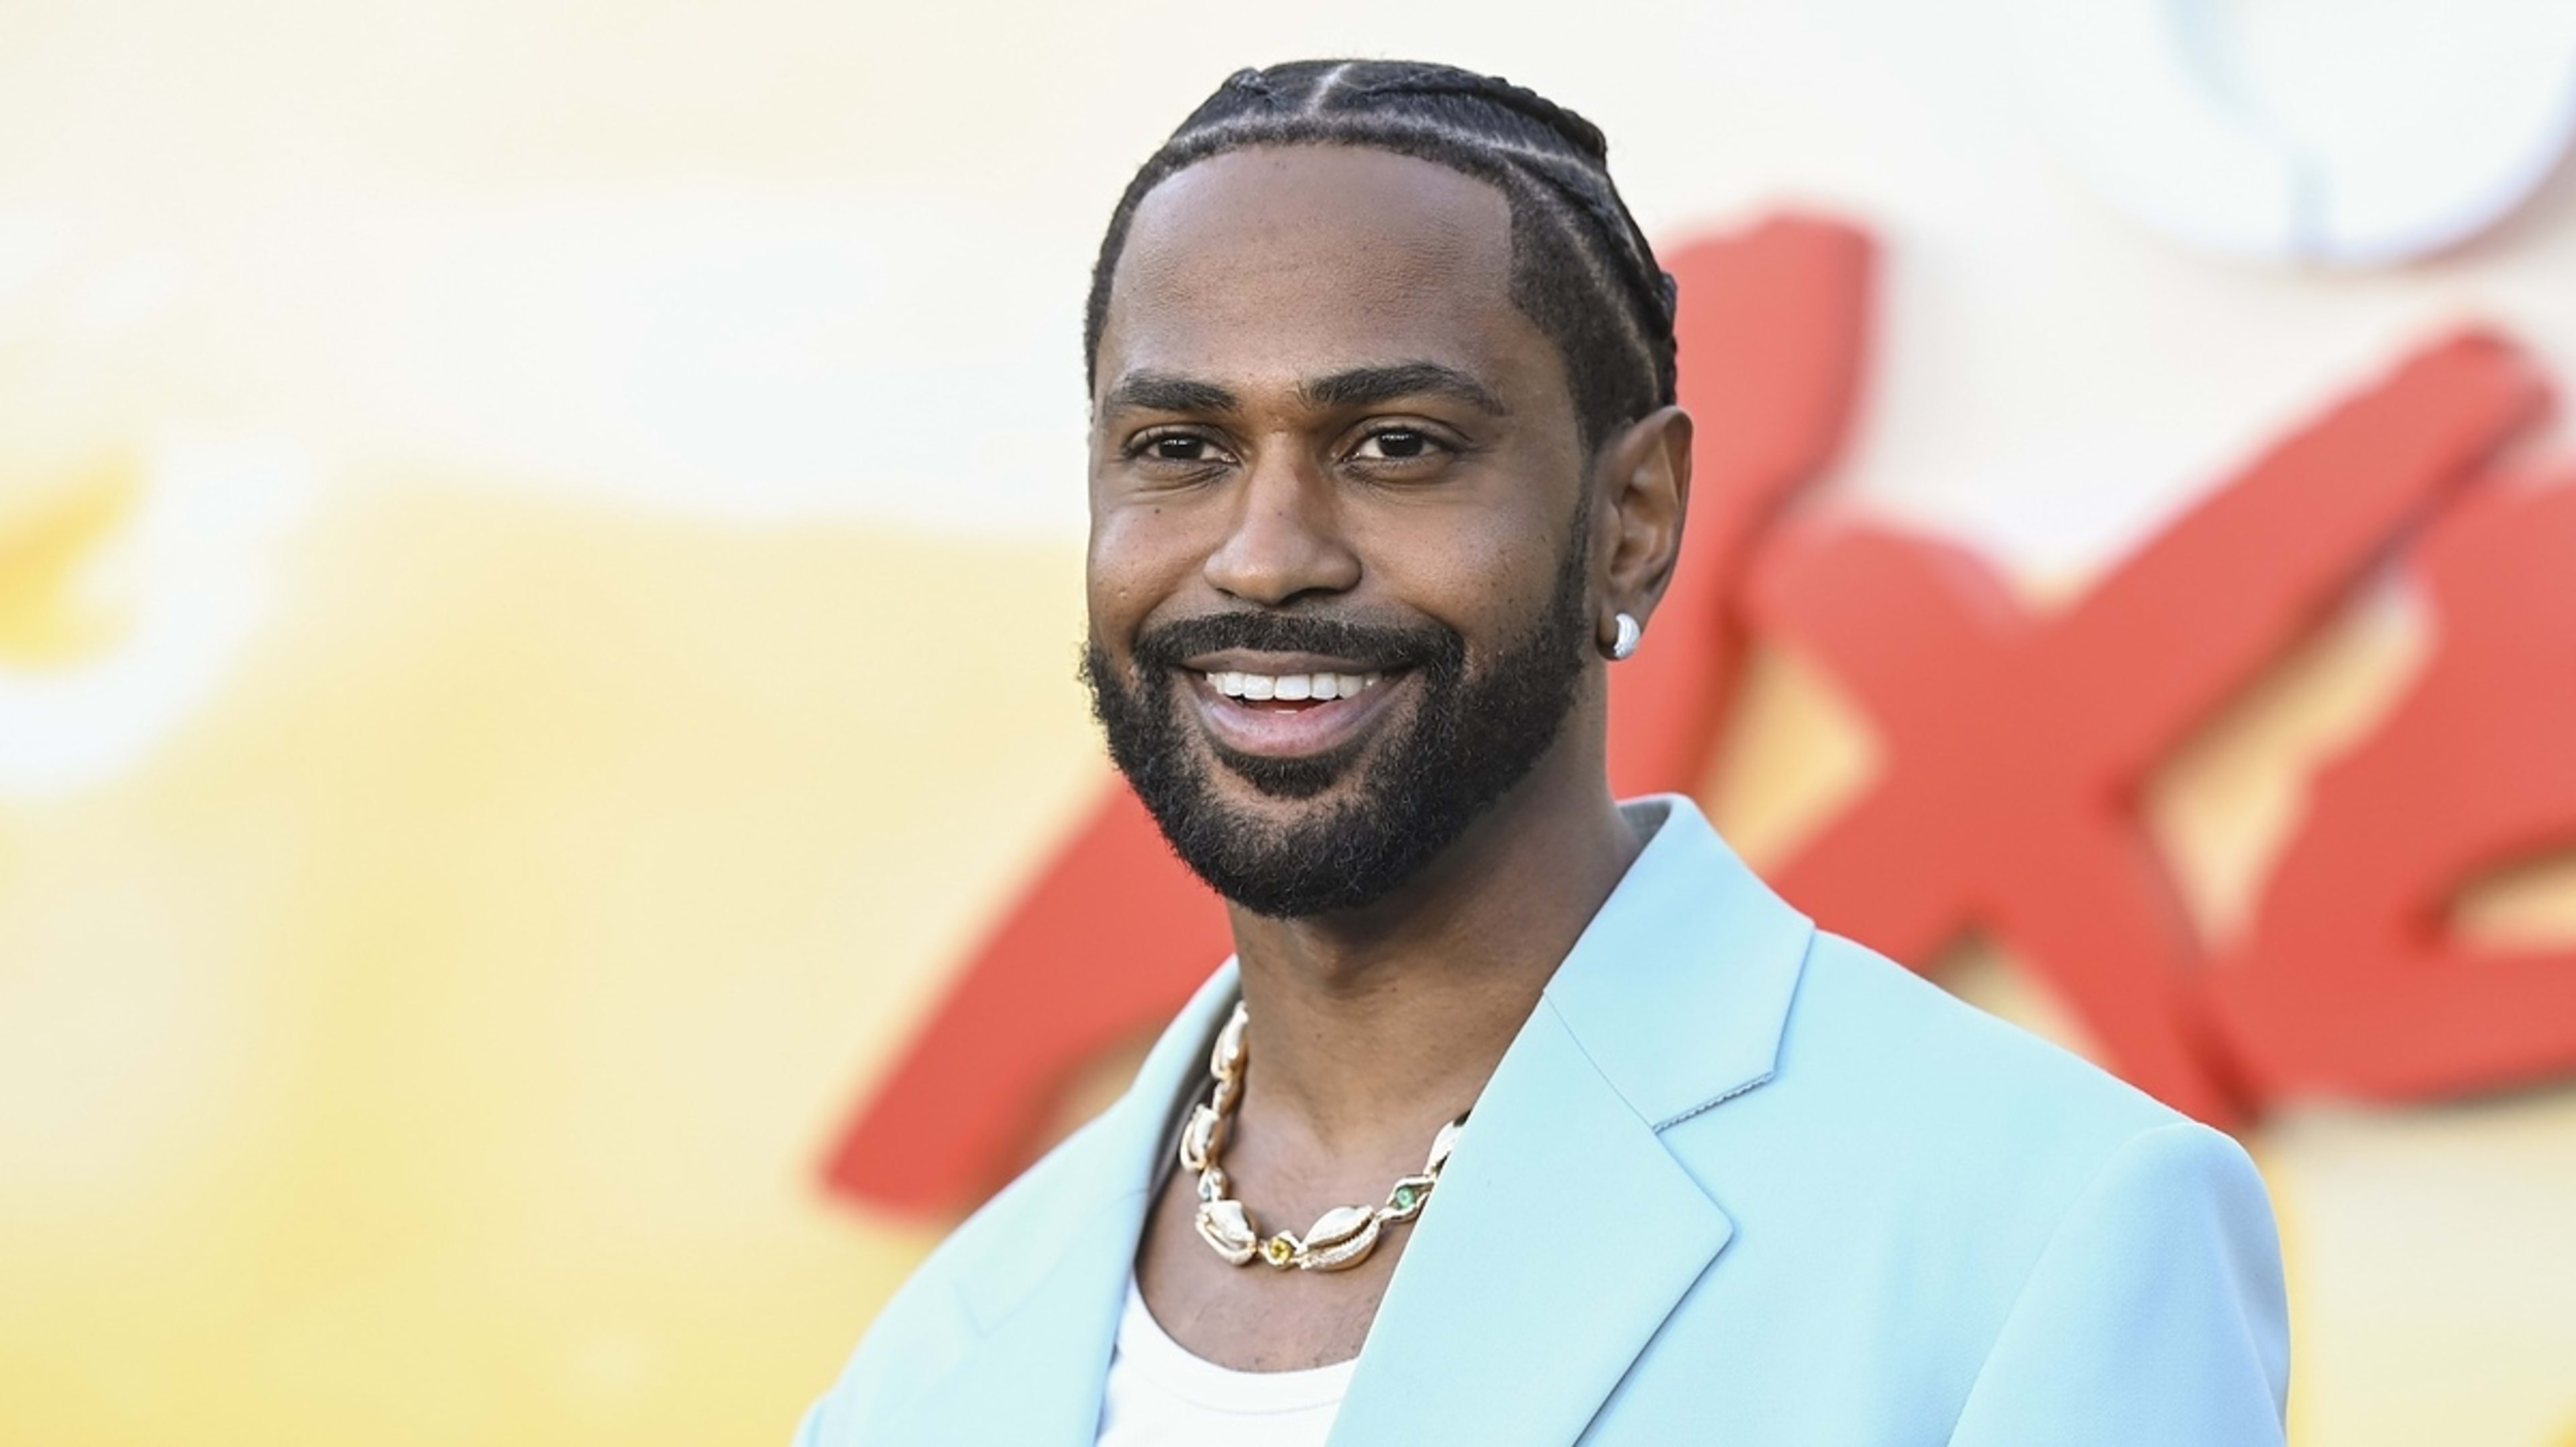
[[1097, 145, 1550, 399]]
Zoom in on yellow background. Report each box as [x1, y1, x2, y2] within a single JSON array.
[[3, 2, 2573, 1442]]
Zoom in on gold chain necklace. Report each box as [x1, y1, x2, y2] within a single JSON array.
[[1181, 1001, 1468, 1272]]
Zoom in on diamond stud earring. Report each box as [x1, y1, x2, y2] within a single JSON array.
[[1609, 612, 1642, 661]]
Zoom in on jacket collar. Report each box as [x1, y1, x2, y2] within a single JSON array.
[[904, 794, 1816, 1446], [1540, 793, 1815, 1126]]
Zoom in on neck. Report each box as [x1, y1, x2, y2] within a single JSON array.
[[1224, 745, 1642, 1157]]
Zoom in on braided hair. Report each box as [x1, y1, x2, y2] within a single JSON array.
[[1084, 59, 1679, 453]]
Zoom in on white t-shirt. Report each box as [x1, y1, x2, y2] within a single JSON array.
[[1094, 1279, 1355, 1446]]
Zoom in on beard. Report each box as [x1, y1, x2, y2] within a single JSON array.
[[1083, 519, 1595, 918]]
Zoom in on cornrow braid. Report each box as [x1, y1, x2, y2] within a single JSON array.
[[1084, 59, 1679, 453]]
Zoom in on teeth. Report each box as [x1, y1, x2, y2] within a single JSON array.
[[1206, 669, 1384, 700]]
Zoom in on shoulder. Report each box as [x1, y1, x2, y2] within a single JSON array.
[[1640, 932, 2284, 1432], [796, 962, 1238, 1444], [1671, 929, 2271, 1297], [796, 1107, 1140, 1442], [1778, 929, 2189, 1161]]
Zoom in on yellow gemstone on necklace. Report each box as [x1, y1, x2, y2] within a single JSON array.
[[1261, 1235, 1296, 1267]]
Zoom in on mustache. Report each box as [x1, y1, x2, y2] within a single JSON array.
[[1130, 610, 1462, 675]]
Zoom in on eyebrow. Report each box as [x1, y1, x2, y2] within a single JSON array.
[[1301, 362, 1509, 418], [1103, 371, 1240, 415], [1099, 361, 1510, 419]]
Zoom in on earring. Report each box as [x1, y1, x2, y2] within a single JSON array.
[[1609, 612, 1642, 661]]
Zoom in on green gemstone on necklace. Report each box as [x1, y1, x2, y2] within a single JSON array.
[[1392, 1183, 1420, 1212]]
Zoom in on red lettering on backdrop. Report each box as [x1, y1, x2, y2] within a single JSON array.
[[821, 209, 2576, 1218], [822, 216, 1875, 1214], [1741, 334, 2550, 1124], [2214, 470, 2576, 1102]]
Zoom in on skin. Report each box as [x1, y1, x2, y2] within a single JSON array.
[[1087, 144, 1693, 1371]]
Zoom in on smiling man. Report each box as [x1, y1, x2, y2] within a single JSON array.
[[798, 60, 2290, 1446]]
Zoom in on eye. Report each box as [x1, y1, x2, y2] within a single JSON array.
[[1349, 427, 1446, 463], [1125, 430, 1234, 469]]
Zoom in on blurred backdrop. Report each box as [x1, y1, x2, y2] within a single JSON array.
[[3, 1, 2575, 1443]]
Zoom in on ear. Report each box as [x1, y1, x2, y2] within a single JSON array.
[[1591, 405, 1693, 649]]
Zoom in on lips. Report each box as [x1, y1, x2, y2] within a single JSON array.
[[1183, 661, 1410, 759]]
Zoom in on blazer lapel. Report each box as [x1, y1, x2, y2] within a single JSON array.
[[1332, 796, 1815, 1447], [1330, 1002, 1733, 1446], [885, 963, 1244, 1446]]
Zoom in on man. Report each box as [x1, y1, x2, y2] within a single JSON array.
[[800, 59, 2289, 1445]]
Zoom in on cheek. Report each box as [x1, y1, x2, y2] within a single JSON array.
[[1348, 505, 1567, 647], [1086, 502, 1203, 643]]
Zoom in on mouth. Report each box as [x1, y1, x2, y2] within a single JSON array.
[[1179, 655, 1410, 761]]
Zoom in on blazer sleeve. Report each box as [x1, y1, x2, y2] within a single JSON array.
[[1945, 1120, 2290, 1446]]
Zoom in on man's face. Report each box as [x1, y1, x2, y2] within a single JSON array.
[[1085, 146, 1599, 918]]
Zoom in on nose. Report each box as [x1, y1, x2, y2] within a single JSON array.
[[1201, 448, 1361, 606]]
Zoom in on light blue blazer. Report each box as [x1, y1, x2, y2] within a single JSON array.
[[800, 796, 2289, 1445]]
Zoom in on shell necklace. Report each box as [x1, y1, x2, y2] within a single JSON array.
[[1181, 1001, 1468, 1272]]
